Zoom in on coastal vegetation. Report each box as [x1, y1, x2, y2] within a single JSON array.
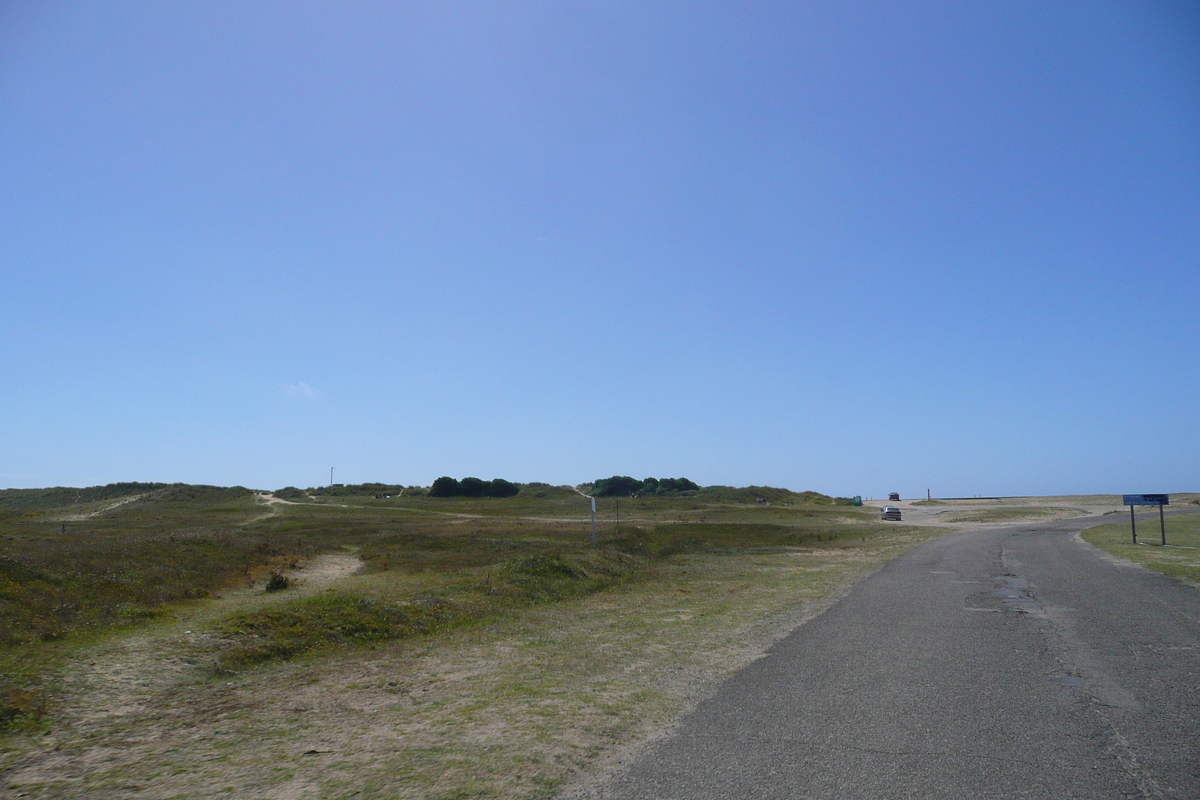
[[0, 479, 939, 798]]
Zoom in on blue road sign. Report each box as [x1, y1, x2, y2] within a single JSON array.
[[1123, 494, 1169, 506]]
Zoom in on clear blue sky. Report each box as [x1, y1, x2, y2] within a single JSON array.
[[2, 2, 1197, 498]]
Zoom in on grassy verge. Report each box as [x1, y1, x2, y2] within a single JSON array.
[[1081, 512, 1200, 585]]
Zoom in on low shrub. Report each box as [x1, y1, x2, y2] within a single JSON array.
[[215, 594, 460, 671], [265, 573, 291, 592]]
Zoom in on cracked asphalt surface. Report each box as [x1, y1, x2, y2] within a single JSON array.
[[575, 515, 1200, 799]]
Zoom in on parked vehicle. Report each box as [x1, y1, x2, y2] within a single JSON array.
[[888, 492, 900, 502], [881, 506, 902, 521]]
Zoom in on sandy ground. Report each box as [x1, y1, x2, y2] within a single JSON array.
[[866, 496, 1134, 527], [2, 553, 362, 798]]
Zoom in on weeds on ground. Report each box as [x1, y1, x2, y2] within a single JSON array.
[[213, 549, 645, 671], [0, 482, 907, 730], [0, 486, 307, 729], [215, 593, 461, 670], [209, 517, 899, 674]]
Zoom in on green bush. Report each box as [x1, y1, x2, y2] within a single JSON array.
[[428, 477, 520, 498], [430, 477, 462, 497], [265, 573, 291, 592], [592, 476, 700, 497], [488, 479, 520, 497]]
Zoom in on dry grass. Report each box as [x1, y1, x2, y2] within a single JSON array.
[[933, 506, 1085, 524], [0, 515, 940, 796]]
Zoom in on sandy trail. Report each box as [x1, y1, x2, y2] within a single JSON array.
[[2, 552, 362, 797], [58, 495, 146, 522]]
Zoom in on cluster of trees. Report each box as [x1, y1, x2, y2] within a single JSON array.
[[429, 477, 520, 498], [591, 476, 700, 497]]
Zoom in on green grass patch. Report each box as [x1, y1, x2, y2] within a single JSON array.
[[0, 529, 297, 646], [1081, 512, 1200, 584], [214, 593, 462, 670], [212, 549, 645, 671]]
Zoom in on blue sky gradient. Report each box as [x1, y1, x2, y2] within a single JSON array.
[[2, 2, 1197, 497]]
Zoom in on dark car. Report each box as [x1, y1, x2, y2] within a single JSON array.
[[888, 492, 900, 502]]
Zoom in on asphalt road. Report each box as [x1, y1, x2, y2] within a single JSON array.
[[576, 515, 1200, 799]]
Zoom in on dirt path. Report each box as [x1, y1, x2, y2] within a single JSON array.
[[58, 495, 146, 522], [2, 552, 362, 798]]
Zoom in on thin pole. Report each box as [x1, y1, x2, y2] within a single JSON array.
[[616, 498, 620, 534], [1130, 504, 1137, 544], [590, 497, 597, 547], [1160, 503, 1167, 546], [331, 467, 334, 487]]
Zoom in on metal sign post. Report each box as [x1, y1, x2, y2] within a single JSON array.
[[1123, 494, 1170, 545], [590, 496, 597, 547]]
